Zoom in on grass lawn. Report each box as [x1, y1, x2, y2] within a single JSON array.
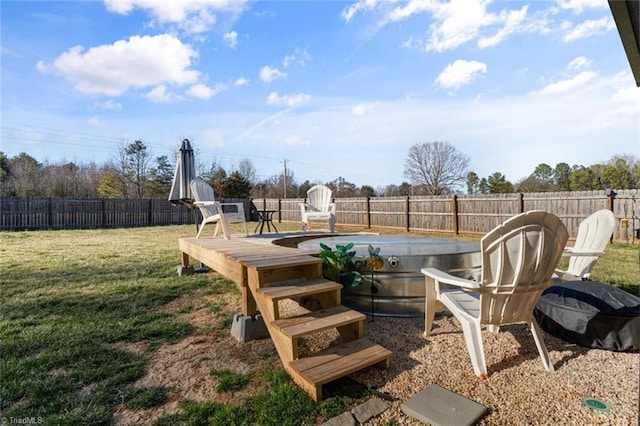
[[1, 223, 638, 425]]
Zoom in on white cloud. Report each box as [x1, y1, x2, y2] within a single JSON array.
[[146, 85, 173, 103], [201, 128, 225, 147], [556, 0, 608, 13], [266, 92, 311, 107], [282, 135, 311, 146], [344, 0, 551, 51], [352, 103, 376, 116], [187, 83, 224, 99], [95, 100, 122, 111], [478, 6, 528, 48], [104, 0, 247, 34], [533, 71, 597, 95], [341, 0, 379, 22], [567, 56, 592, 70], [179, 9, 216, 35], [282, 48, 312, 68], [426, 1, 497, 52], [37, 34, 200, 96], [224, 31, 238, 47], [435, 60, 487, 91], [259, 65, 287, 83], [234, 76, 250, 87], [88, 116, 106, 126], [382, 0, 501, 52], [401, 36, 421, 49], [563, 16, 615, 42], [611, 86, 640, 104]]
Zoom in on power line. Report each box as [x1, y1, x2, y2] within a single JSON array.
[[2, 122, 391, 185]]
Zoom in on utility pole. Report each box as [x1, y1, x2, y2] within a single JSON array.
[[282, 159, 288, 198]]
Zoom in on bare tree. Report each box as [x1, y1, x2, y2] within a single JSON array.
[[327, 176, 357, 198], [236, 158, 257, 184], [9, 152, 41, 196], [466, 171, 479, 194], [403, 141, 470, 195], [126, 140, 151, 197], [99, 142, 130, 198]]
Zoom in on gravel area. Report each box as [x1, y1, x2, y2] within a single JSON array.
[[115, 292, 638, 425], [346, 313, 639, 425]]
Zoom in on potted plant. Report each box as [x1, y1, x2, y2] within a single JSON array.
[[317, 242, 364, 287]]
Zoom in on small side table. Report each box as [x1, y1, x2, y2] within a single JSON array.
[[255, 209, 278, 234]]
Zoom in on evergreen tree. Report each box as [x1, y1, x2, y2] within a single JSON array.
[[487, 172, 514, 193]]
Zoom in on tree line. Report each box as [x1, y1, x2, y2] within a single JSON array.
[[1, 140, 637, 199]]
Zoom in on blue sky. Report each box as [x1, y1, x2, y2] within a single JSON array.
[[1, 0, 638, 189]]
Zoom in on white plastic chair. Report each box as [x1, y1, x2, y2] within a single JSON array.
[[300, 185, 336, 232], [219, 202, 249, 237], [422, 210, 569, 378], [555, 209, 615, 281], [190, 178, 248, 239]]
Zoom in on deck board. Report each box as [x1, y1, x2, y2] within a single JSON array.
[[179, 236, 319, 286]]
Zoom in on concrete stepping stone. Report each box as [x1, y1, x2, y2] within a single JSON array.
[[401, 384, 488, 426]]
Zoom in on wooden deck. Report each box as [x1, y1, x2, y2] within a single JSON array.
[[179, 235, 318, 289], [178, 234, 392, 401]]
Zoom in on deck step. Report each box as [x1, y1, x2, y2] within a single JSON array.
[[257, 278, 342, 302], [289, 338, 392, 401], [243, 255, 322, 271], [272, 305, 365, 338], [244, 255, 324, 288]]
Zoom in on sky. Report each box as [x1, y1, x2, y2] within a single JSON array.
[[1, 0, 639, 190]]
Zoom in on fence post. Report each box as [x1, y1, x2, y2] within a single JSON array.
[[101, 199, 106, 228], [148, 199, 153, 225], [452, 195, 459, 235], [48, 197, 53, 229], [405, 196, 410, 232], [366, 196, 371, 229], [605, 189, 616, 212], [278, 198, 282, 223], [517, 192, 524, 213]]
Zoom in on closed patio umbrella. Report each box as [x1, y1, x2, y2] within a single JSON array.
[[168, 138, 196, 205], [169, 139, 203, 272]]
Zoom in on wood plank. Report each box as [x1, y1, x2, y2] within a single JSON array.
[[273, 306, 365, 338], [248, 263, 323, 289], [243, 255, 321, 270], [179, 238, 244, 284], [257, 279, 342, 301], [289, 338, 392, 385], [179, 237, 321, 288]]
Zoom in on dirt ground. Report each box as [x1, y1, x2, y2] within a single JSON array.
[[111, 286, 283, 425]]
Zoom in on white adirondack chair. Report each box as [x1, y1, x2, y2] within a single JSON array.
[[555, 209, 616, 281], [300, 185, 336, 232], [190, 178, 248, 239], [422, 210, 568, 378]]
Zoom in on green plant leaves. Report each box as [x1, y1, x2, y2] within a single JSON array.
[[318, 243, 363, 287]]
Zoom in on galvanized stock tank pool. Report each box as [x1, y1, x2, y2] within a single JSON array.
[[295, 235, 482, 317]]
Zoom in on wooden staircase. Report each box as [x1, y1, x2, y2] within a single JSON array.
[[242, 255, 392, 401]]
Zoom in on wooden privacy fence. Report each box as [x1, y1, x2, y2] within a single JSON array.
[[1, 198, 196, 230], [2, 189, 638, 242], [252, 189, 638, 243]]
